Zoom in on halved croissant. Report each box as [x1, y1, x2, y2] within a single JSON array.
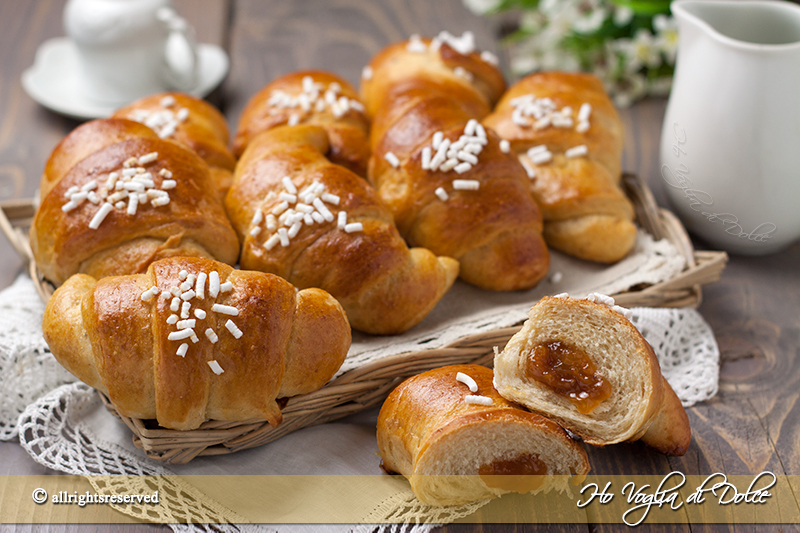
[[494, 295, 691, 455], [233, 71, 371, 178], [483, 72, 636, 263], [362, 35, 550, 291], [31, 124, 240, 286], [114, 92, 237, 196], [378, 364, 590, 506], [225, 124, 458, 335], [43, 256, 351, 431]]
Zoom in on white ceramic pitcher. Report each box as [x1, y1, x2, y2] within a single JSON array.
[[64, 0, 199, 106], [660, 0, 800, 255]]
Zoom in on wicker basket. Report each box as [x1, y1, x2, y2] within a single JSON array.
[[0, 174, 727, 464]]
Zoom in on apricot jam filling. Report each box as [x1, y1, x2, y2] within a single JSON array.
[[524, 340, 611, 414], [478, 454, 548, 493]]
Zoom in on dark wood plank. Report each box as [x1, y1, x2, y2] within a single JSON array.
[[0, 0, 73, 289], [224, 0, 502, 134]]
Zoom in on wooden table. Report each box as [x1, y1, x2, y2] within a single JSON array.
[[1, 1, 798, 531]]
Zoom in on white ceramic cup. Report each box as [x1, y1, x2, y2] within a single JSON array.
[[63, 0, 199, 106]]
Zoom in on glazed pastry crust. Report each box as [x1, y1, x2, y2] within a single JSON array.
[[31, 134, 240, 285], [39, 119, 159, 201], [114, 92, 237, 196], [484, 72, 636, 263], [362, 38, 550, 291], [233, 71, 371, 177], [42, 256, 351, 431], [378, 364, 590, 506], [226, 124, 458, 335]]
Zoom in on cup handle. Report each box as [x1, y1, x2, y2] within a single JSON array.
[[157, 7, 200, 92]]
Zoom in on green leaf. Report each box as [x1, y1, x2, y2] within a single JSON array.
[[607, 0, 671, 16]]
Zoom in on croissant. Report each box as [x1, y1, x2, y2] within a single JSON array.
[[114, 92, 237, 197], [39, 118, 158, 201], [377, 364, 590, 506], [483, 72, 636, 263], [362, 33, 550, 291], [494, 295, 691, 455], [42, 256, 351, 431], [225, 124, 458, 335], [233, 71, 371, 178], [31, 120, 240, 285]]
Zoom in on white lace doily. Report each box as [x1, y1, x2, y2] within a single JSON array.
[[0, 275, 74, 441], [1, 270, 719, 529]]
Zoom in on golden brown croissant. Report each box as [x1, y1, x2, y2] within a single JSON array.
[[31, 121, 240, 285], [114, 92, 237, 196], [225, 124, 458, 335], [39, 118, 159, 201], [233, 71, 371, 178], [494, 295, 691, 455], [361, 33, 550, 291], [377, 364, 590, 506], [42, 256, 351, 431], [483, 72, 636, 263]]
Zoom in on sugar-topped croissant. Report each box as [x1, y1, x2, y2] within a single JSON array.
[[42, 256, 351, 431], [114, 92, 237, 196], [377, 364, 590, 506], [31, 118, 240, 286], [233, 71, 371, 178], [225, 124, 458, 335], [483, 72, 636, 263], [361, 32, 550, 291], [494, 295, 691, 455]]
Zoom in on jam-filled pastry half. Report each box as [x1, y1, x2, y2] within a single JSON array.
[[494, 295, 691, 455], [377, 364, 590, 506]]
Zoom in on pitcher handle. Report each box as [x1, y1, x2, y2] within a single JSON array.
[[157, 7, 200, 92]]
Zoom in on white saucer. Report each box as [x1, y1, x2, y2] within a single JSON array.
[[22, 38, 230, 120]]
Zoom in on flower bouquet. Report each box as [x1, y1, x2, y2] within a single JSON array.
[[465, 0, 678, 106]]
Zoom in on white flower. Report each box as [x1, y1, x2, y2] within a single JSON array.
[[545, 3, 584, 38], [613, 6, 634, 26], [462, 0, 502, 15], [539, 0, 574, 18], [572, 5, 608, 34], [653, 14, 679, 64], [616, 28, 662, 72], [509, 34, 580, 75]]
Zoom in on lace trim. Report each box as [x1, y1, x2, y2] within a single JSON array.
[[0, 275, 74, 441], [17, 383, 248, 526]]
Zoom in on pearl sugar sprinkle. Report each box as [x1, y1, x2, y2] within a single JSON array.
[[62, 152, 173, 230], [127, 96, 189, 139], [254, 175, 357, 252], [406, 30, 498, 67], [140, 269, 240, 372], [421, 119, 489, 201], [509, 94, 591, 134], [267, 75, 365, 123]]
